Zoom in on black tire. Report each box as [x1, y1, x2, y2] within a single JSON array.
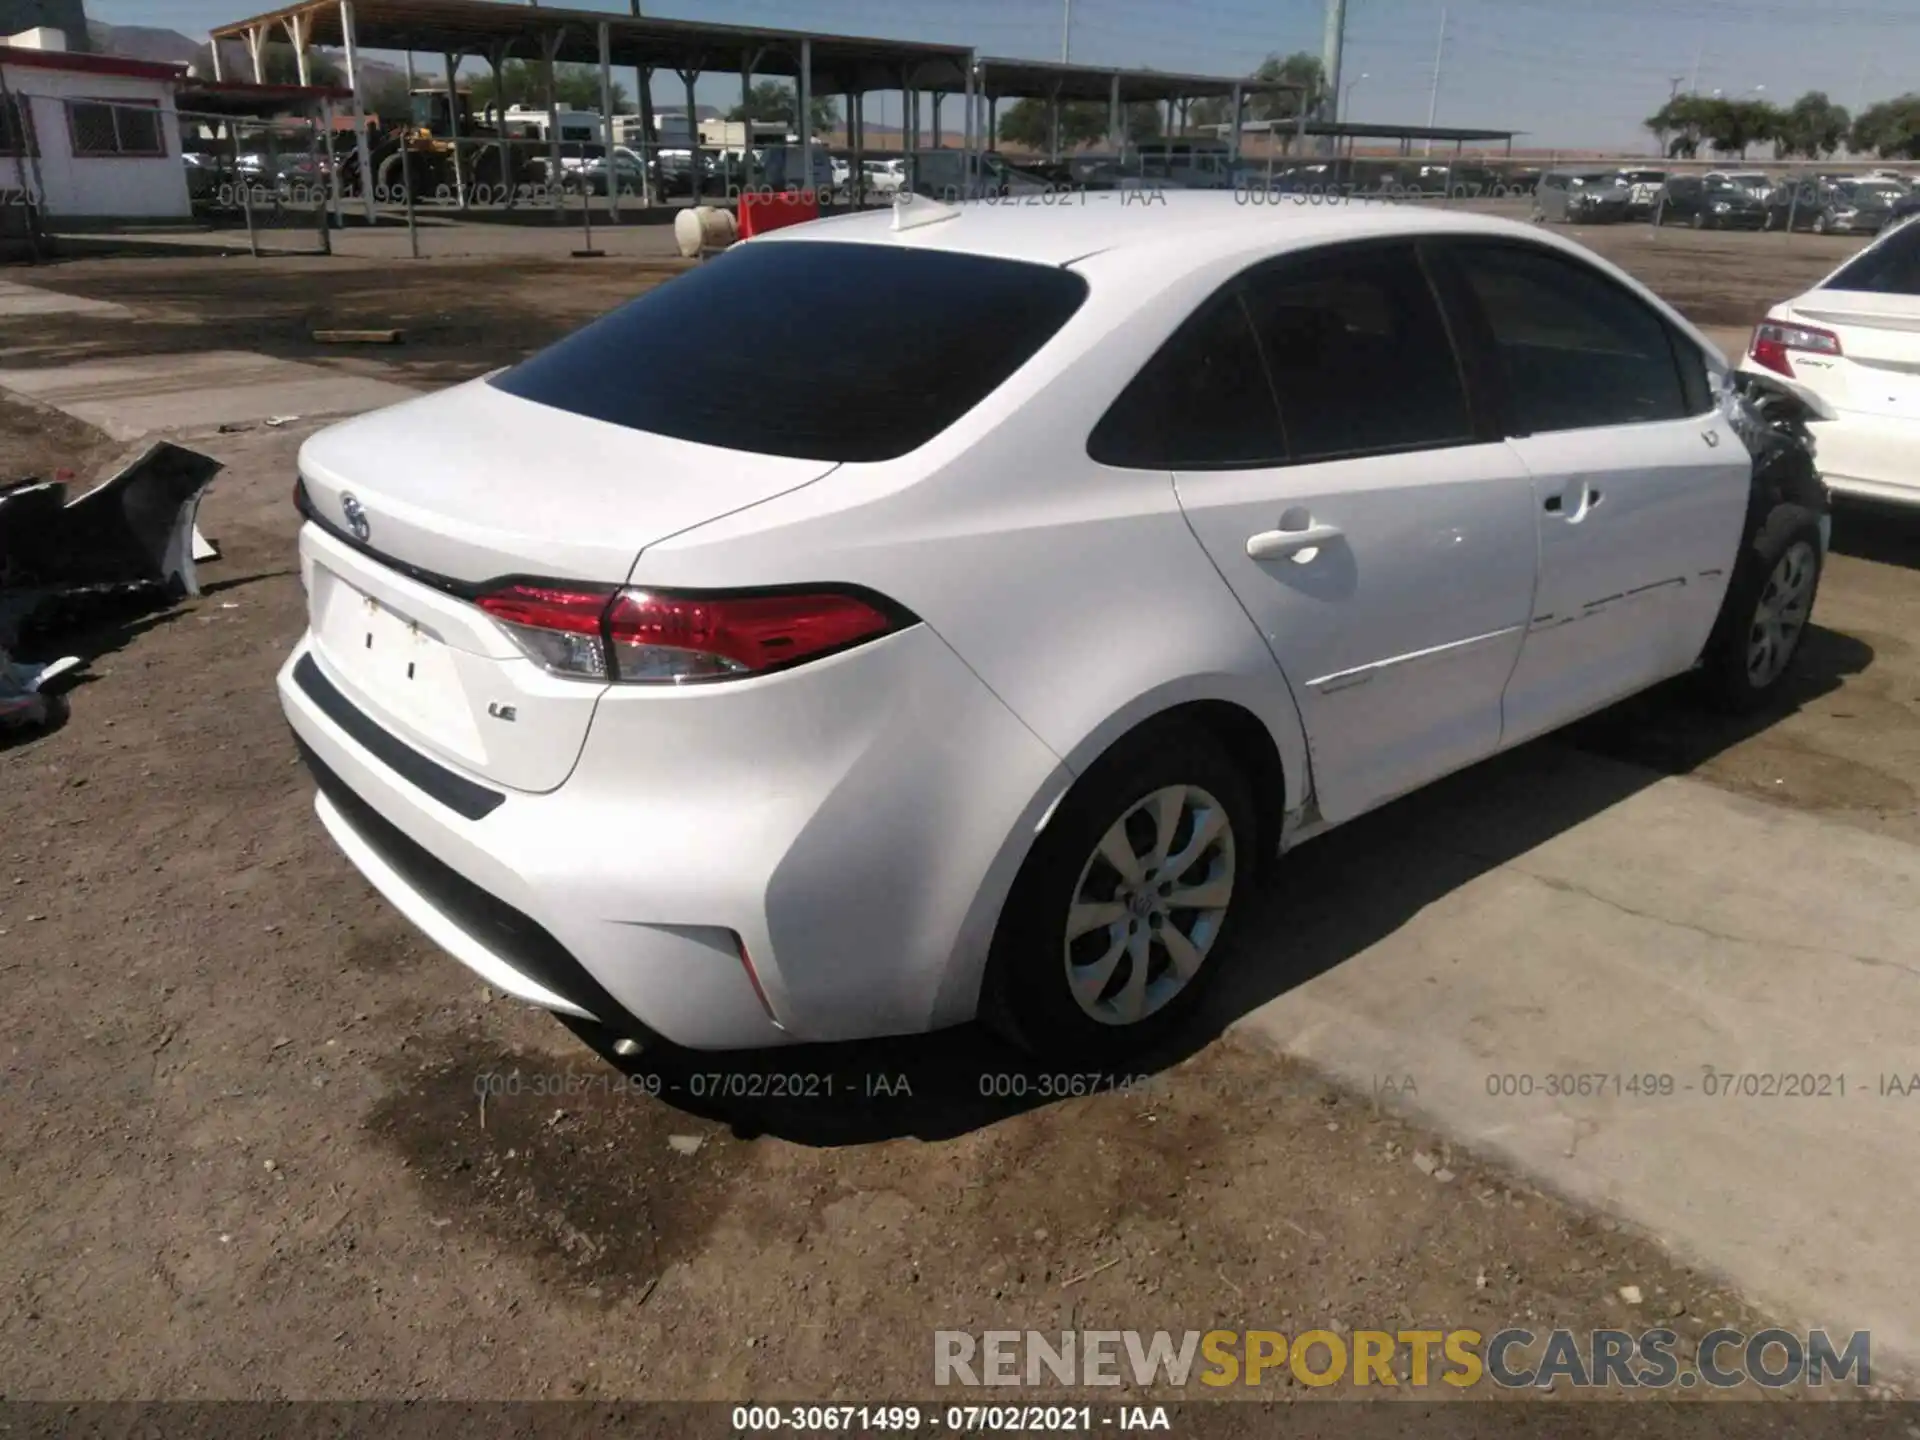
[[982, 723, 1257, 1064], [1699, 504, 1824, 714]]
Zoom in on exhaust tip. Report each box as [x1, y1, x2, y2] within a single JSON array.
[[612, 1037, 644, 1058]]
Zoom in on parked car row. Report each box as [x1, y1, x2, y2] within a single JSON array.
[[1533, 166, 1919, 235]]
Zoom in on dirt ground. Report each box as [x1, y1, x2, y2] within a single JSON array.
[[1, 223, 1916, 1403]]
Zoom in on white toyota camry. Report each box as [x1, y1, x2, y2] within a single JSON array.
[[280, 193, 1827, 1062], [1741, 215, 1920, 506]]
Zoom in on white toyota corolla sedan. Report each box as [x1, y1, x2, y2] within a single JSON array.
[[1741, 215, 1920, 506], [280, 193, 1826, 1062]]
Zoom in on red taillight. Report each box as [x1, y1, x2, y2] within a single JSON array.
[[473, 582, 908, 684], [605, 589, 901, 682], [476, 582, 617, 679], [1750, 319, 1841, 378]]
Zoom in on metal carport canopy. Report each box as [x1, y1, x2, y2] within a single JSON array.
[[1276, 120, 1521, 143], [970, 56, 1304, 105], [208, 0, 974, 92]]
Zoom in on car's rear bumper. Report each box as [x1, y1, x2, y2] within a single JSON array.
[[278, 622, 1069, 1051], [1808, 411, 1920, 506]]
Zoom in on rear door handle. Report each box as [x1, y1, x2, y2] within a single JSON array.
[[1247, 522, 1343, 561], [1544, 482, 1602, 520]]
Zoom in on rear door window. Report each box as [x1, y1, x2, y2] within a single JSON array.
[[1823, 222, 1920, 294], [1238, 243, 1476, 462], [490, 242, 1088, 463], [1439, 241, 1692, 432]]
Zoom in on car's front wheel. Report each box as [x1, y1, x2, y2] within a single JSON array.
[[984, 724, 1255, 1063], [1700, 504, 1824, 713]]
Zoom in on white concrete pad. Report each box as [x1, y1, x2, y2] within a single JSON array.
[[0, 280, 131, 319], [0, 351, 417, 441], [1232, 747, 1920, 1372]]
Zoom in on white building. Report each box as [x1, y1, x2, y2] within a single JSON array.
[[1, 27, 192, 220]]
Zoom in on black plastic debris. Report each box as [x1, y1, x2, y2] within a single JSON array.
[[0, 647, 76, 734], [0, 441, 222, 647]]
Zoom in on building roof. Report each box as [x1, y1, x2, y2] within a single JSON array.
[[211, 0, 974, 93], [175, 75, 353, 114], [207, 0, 1294, 107], [0, 43, 185, 81], [1241, 119, 1523, 143], [974, 56, 1304, 105]]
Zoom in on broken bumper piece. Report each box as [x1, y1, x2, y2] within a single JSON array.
[[0, 441, 222, 644]]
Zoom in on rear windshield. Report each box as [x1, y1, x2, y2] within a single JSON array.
[[490, 241, 1089, 462], [1823, 221, 1920, 295]]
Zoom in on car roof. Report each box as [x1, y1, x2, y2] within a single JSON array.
[[751, 190, 1731, 371], [757, 190, 1545, 269]]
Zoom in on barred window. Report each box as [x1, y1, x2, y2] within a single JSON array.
[[1, 96, 31, 156], [66, 99, 165, 158]]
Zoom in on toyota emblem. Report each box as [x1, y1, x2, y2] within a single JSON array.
[[340, 491, 370, 543]]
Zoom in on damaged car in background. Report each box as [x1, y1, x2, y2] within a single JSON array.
[[0, 442, 220, 735], [1533, 169, 1631, 224], [1741, 214, 1920, 507]]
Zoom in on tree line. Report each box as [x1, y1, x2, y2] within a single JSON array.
[[1646, 90, 1920, 161]]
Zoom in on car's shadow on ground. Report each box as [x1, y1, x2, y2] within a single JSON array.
[[562, 620, 1873, 1148], [1829, 497, 1920, 570]]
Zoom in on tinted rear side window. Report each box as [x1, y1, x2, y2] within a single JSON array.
[[1238, 244, 1475, 462], [1087, 294, 1285, 469], [490, 241, 1089, 462], [1445, 242, 1689, 432], [1823, 221, 1920, 295]]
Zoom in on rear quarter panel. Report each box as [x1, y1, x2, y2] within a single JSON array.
[[627, 243, 1316, 827]]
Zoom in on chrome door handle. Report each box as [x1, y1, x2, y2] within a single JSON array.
[[1246, 522, 1343, 561]]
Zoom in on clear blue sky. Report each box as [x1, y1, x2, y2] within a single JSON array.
[[88, 0, 1920, 150]]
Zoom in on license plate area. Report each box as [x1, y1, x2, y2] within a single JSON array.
[[313, 565, 480, 754]]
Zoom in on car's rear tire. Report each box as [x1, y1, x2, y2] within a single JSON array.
[[983, 723, 1256, 1064], [1699, 504, 1824, 714]]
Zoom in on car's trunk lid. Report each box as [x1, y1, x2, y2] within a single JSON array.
[[296, 379, 837, 793], [1789, 290, 1920, 418], [297, 378, 838, 584]]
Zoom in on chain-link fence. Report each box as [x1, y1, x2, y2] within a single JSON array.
[[182, 109, 332, 254], [4, 85, 1890, 264]]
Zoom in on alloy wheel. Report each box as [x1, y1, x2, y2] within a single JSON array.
[[1062, 784, 1236, 1027], [1746, 540, 1817, 689]]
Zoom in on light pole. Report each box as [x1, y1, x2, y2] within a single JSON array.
[[1061, 0, 1072, 63], [1341, 71, 1368, 122], [1422, 7, 1447, 158]]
